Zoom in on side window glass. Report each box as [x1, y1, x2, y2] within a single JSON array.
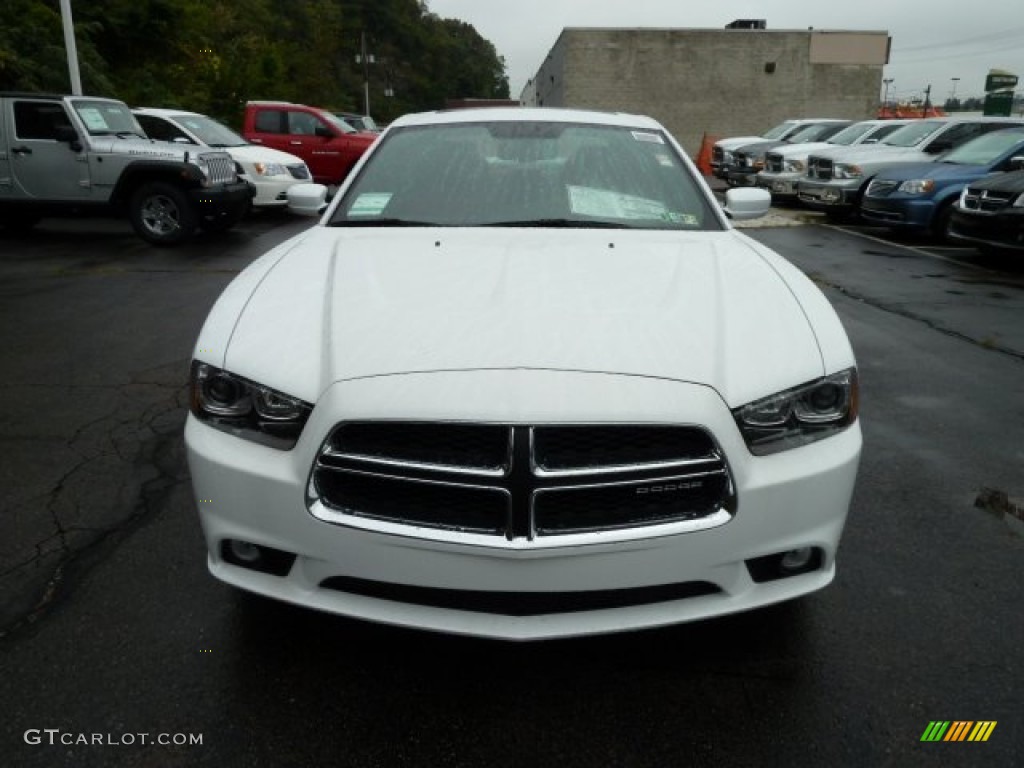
[[254, 110, 283, 133], [137, 115, 191, 143], [287, 112, 319, 136], [14, 101, 73, 140]]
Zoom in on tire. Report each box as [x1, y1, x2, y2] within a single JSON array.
[[931, 201, 955, 242], [129, 181, 198, 246]]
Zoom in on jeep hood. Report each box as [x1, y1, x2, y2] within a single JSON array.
[[219, 227, 825, 408]]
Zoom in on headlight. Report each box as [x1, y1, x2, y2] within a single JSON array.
[[784, 159, 805, 173], [833, 164, 862, 180], [733, 368, 859, 456], [897, 179, 935, 195], [190, 361, 312, 449], [253, 162, 288, 177]]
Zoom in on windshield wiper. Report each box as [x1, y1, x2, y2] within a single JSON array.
[[333, 218, 442, 227], [115, 131, 144, 139], [484, 218, 632, 229]]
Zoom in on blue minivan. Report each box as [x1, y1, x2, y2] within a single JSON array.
[[859, 127, 1024, 239]]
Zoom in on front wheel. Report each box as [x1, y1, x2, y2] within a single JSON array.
[[931, 201, 955, 242], [129, 182, 198, 246]]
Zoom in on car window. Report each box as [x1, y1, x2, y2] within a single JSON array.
[[170, 114, 245, 147], [827, 122, 877, 146], [69, 99, 143, 136], [13, 101, 73, 140], [940, 129, 1024, 165], [137, 114, 194, 144], [761, 121, 797, 140], [880, 121, 945, 148], [254, 110, 284, 133], [861, 122, 905, 143], [331, 121, 721, 230]]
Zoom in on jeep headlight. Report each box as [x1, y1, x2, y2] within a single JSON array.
[[190, 361, 312, 449], [832, 164, 862, 180], [784, 159, 805, 173], [897, 179, 935, 195], [733, 369, 859, 455], [253, 162, 288, 177]]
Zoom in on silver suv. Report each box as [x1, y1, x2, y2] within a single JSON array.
[[0, 93, 253, 245]]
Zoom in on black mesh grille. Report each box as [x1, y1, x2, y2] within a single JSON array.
[[330, 422, 510, 471], [765, 153, 783, 173], [808, 157, 832, 180], [534, 472, 729, 534], [961, 188, 1014, 212], [533, 426, 716, 471], [314, 470, 508, 534]]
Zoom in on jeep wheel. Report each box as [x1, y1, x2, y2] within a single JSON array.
[[129, 182, 198, 246]]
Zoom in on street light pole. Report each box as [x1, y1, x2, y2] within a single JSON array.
[[59, 0, 82, 95], [882, 78, 894, 113], [356, 30, 375, 117], [951, 77, 960, 103]]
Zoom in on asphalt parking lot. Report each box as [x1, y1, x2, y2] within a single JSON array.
[[1, 206, 1021, 767]]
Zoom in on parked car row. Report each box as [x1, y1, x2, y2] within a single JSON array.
[[712, 116, 1024, 253]]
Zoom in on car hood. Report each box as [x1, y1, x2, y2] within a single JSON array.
[[873, 161, 989, 183], [225, 144, 304, 166], [220, 228, 824, 408], [734, 140, 786, 157], [715, 136, 764, 151], [966, 168, 1024, 193]]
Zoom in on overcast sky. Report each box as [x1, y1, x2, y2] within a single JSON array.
[[428, 0, 1024, 104]]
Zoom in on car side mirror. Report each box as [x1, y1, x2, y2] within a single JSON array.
[[314, 124, 334, 138], [1009, 155, 1024, 171], [722, 188, 771, 221], [54, 124, 82, 152], [287, 183, 329, 217]]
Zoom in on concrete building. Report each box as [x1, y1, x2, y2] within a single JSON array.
[[521, 25, 890, 155]]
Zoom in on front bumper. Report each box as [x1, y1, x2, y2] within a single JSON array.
[[244, 175, 304, 208], [190, 180, 255, 213], [859, 196, 938, 230], [756, 172, 800, 199], [797, 179, 862, 210], [186, 370, 861, 640], [948, 208, 1024, 252]]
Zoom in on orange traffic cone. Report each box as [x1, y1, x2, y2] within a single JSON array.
[[695, 132, 720, 177]]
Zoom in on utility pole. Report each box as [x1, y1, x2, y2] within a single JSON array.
[[922, 84, 931, 117], [882, 78, 894, 113], [59, 0, 82, 95], [356, 31, 375, 117]]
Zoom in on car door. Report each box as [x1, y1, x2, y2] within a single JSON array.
[[8, 99, 91, 200]]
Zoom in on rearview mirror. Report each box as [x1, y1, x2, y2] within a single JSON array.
[[722, 188, 771, 221], [1008, 155, 1024, 172], [54, 124, 81, 151], [287, 183, 329, 217]]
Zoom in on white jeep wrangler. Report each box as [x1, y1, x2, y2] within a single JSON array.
[[0, 93, 253, 245]]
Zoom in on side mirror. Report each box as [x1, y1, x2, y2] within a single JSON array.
[[54, 124, 82, 152], [722, 187, 771, 221], [1008, 155, 1024, 172], [287, 183, 329, 217], [314, 124, 334, 138]]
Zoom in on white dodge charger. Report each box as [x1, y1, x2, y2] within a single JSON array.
[[185, 107, 861, 640]]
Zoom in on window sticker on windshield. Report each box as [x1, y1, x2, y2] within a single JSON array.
[[568, 186, 668, 220], [349, 192, 393, 217], [655, 153, 674, 167], [78, 108, 109, 132], [664, 212, 700, 226], [631, 131, 664, 144]]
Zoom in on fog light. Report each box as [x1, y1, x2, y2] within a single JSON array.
[[780, 547, 814, 571], [229, 539, 261, 563]]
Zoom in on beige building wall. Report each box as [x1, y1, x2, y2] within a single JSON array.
[[523, 28, 889, 156]]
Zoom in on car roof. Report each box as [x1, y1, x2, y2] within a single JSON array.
[[132, 107, 200, 118], [391, 107, 662, 130]]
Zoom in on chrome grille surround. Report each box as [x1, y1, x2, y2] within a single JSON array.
[[308, 422, 736, 542], [960, 187, 1014, 213], [806, 156, 833, 181]]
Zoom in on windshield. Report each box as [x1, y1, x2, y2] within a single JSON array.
[[170, 113, 245, 147], [761, 121, 797, 140], [324, 113, 356, 134], [827, 122, 877, 146], [941, 129, 1024, 165], [71, 99, 144, 137], [881, 121, 945, 148], [330, 121, 721, 230]]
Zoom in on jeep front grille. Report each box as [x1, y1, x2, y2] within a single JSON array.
[[199, 152, 237, 185], [309, 423, 735, 539]]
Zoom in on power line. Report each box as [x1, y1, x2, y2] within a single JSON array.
[[892, 26, 1024, 54]]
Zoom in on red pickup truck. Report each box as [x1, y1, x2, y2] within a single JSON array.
[[242, 101, 377, 185]]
